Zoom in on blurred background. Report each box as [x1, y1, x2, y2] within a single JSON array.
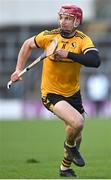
[[0, 0, 111, 120]]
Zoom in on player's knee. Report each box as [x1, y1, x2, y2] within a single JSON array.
[[76, 119, 84, 131], [71, 115, 84, 131]]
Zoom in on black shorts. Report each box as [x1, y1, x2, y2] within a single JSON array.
[[42, 91, 84, 114]]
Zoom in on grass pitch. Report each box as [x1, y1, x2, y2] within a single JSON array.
[[0, 118, 111, 179]]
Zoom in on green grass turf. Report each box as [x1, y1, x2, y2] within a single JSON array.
[[0, 118, 111, 179]]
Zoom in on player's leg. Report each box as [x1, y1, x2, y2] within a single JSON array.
[[42, 93, 85, 177], [76, 132, 82, 149], [60, 127, 83, 177], [64, 123, 85, 167], [65, 113, 85, 149], [63, 112, 85, 167], [53, 100, 84, 177], [75, 113, 85, 149], [53, 100, 84, 139]]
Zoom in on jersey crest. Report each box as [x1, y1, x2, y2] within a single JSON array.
[[71, 42, 76, 48]]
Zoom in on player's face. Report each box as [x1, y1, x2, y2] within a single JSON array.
[[58, 14, 75, 32]]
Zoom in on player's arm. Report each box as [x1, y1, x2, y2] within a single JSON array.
[[67, 50, 101, 67], [55, 49, 101, 68], [11, 36, 37, 82]]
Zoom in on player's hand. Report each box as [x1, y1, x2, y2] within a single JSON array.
[[54, 49, 69, 58], [11, 69, 22, 82]]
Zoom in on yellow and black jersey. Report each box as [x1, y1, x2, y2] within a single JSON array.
[[34, 29, 97, 97]]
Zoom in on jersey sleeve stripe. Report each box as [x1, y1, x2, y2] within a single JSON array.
[[83, 47, 99, 54], [34, 36, 40, 48]]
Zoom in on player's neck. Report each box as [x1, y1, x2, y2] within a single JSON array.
[[68, 30, 76, 37], [60, 29, 76, 38]]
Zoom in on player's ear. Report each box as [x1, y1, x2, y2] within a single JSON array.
[[74, 17, 80, 27]]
